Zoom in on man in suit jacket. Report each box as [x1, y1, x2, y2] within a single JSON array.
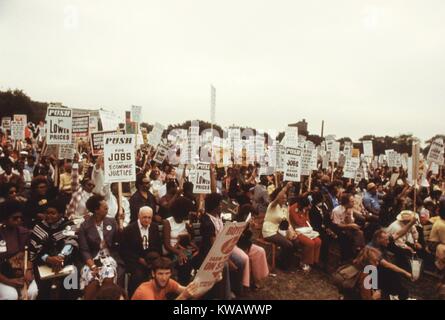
[[120, 206, 162, 296], [129, 174, 158, 223]]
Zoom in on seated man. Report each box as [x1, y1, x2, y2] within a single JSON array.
[[120, 206, 162, 296], [386, 210, 423, 270], [131, 257, 200, 300]]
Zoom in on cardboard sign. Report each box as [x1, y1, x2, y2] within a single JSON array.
[[46, 107, 73, 145], [58, 144, 75, 160], [72, 115, 90, 139], [1, 117, 11, 130], [301, 149, 317, 176], [192, 163, 211, 194], [284, 147, 302, 182], [427, 138, 444, 164], [343, 157, 360, 179], [283, 126, 298, 148], [363, 140, 374, 157], [13, 114, 27, 124], [89, 116, 99, 133], [330, 141, 340, 163], [343, 142, 352, 158], [194, 219, 248, 296], [104, 134, 136, 183], [131, 105, 142, 123], [99, 110, 121, 132], [385, 150, 397, 168], [90, 130, 116, 156], [148, 122, 165, 148], [10, 121, 26, 141], [153, 143, 170, 164]]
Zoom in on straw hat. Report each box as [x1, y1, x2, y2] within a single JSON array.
[[396, 210, 415, 222]]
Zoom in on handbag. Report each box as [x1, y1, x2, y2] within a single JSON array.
[[332, 264, 361, 291]]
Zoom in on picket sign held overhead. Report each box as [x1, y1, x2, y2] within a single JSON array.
[[153, 143, 170, 164], [103, 134, 136, 184], [343, 157, 360, 179], [192, 163, 212, 194], [284, 147, 302, 182], [427, 138, 444, 165], [46, 107, 73, 145], [147, 122, 165, 148], [363, 140, 374, 158], [99, 110, 121, 132], [90, 130, 116, 156], [10, 121, 26, 141]]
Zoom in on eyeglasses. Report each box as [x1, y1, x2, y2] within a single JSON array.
[[10, 215, 23, 221]]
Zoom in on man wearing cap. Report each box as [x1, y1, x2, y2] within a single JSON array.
[[363, 183, 381, 217], [386, 210, 422, 270]]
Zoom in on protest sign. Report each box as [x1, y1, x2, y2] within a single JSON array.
[[13, 114, 27, 124], [131, 105, 142, 123], [192, 163, 211, 194], [284, 147, 302, 182], [10, 121, 26, 141], [194, 219, 248, 296], [343, 142, 352, 158], [363, 140, 373, 157], [46, 107, 73, 145], [72, 115, 89, 140], [427, 138, 444, 164], [343, 157, 360, 179], [99, 110, 121, 131], [284, 126, 298, 148], [330, 142, 340, 163], [90, 130, 116, 156], [153, 143, 170, 164], [104, 134, 136, 183], [58, 144, 75, 160], [385, 150, 397, 168], [89, 116, 99, 133], [301, 149, 317, 176], [1, 117, 11, 130], [147, 122, 165, 148]]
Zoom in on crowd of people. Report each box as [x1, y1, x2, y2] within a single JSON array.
[[0, 122, 445, 300]]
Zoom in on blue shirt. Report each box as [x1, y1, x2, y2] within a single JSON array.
[[363, 191, 381, 215]]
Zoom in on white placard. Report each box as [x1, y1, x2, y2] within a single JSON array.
[[363, 140, 374, 157], [10, 121, 26, 141], [58, 144, 75, 160], [1, 117, 11, 130], [46, 107, 73, 145], [284, 147, 302, 182], [153, 143, 170, 164], [99, 110, 121, 132], [104, 134, 136, 183], [147, 122, 165, 148], [89, 116, 99, 133], [194, 220, 248, 296], [343, 157, 360, 179], [131, 105, 142, 123], [427, 138, 444, 164], [330, 141, 340, 163], [192, 163, 211, 194]]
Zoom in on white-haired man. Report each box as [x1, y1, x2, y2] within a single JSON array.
[[120, 206, 162, 296]]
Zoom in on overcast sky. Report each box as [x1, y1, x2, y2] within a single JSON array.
[[1, 0, 444, 142]]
